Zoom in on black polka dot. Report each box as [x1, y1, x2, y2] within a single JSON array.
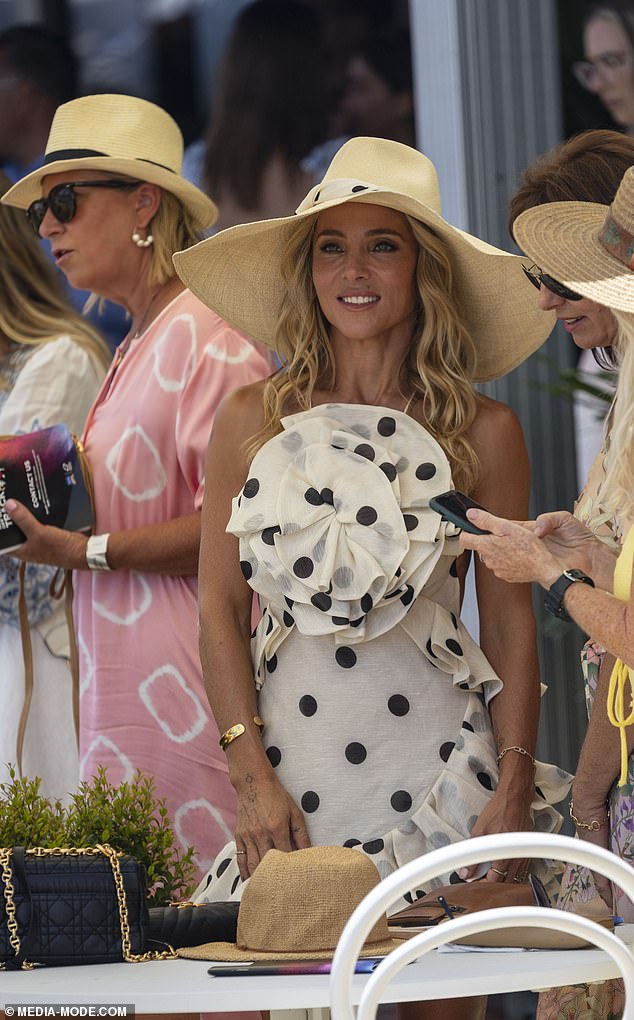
[[448, 872, 463, 885], [403, 514, 418, 532], [266, 654, 278, 673], [459, 681, 470, 690], [385, 588, 401, 600], [380, 462, 397, 482], [536, 786, 545, 800], [262, 526, 281, 546], [216, 857, 232, 878], [451, 612, 458, 628], [462, 720, 474, 732], [350, 616, 364, 627], [356, 506, 377, 526], [354, 443, 375, 461], [363, 838, 384, 854], [266, 616, 274, 634], [301, 791, 320, 813], [477, 771, 494, 791], [351, 184, 368, 193], [283, 611, 294, 627], [313, 190, 321, 202], [285, 597, 294, 610], [243, 478, 260, 498], [361, 594, 373, 613], [299, 695, 318, 717], [377, 416, 396, 437], [345, 742, 367, 764], [439, 741, 455, 762], [293, 556, 314, 578], [343, 838, 361, 848], [415, 463, 437, 481], [426, 638, 436, 658], [332, 616, 349, 626], [403, 891, 414, 905], [304, 487, 323, 506], [400, 585, 414, 607], [266, 746, 281, 767], [311, 592, 332, 611], [240, 560, 253, 580], [320, 488, 334, 505], [391, 790, 412, 812], [449, 559, 459, 577], [388, 694, 410, 716], [231, 876, 241, 895], [335, 646, 357, 668], [446, 638, 463, 656]]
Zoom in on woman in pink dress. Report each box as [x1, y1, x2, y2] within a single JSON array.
[[1, 93, 269, 882]]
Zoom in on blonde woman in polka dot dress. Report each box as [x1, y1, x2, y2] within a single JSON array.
[[175, 137, 570, 1020]]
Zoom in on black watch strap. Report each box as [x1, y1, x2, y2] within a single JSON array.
[[544, 569, 595, 623]]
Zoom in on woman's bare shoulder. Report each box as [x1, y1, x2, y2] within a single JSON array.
[[214, 377, 268, 443], [469, 393, 524, 448]]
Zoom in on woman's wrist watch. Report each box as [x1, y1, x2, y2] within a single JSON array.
[[85, 533, 112, 571], [544, 568, 594, 623]]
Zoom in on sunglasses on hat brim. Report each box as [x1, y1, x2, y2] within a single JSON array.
[[27, 179, 142, 235], [522, 263, 583, 302]]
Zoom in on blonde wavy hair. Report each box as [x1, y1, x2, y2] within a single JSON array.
[[601, 310, 634, 520], [0, 172, 110, 387], [248, 211, 480, 492]]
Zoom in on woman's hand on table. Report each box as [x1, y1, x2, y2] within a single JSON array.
[[4, 499, 88, 570], [233, 768, 311, 881], [458, 775, 533, 884]]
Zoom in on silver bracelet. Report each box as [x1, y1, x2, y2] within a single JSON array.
[[85, 533, 112, 571]]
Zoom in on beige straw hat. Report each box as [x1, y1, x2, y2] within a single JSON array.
[[1, 94, 217, 231], [513, 164, 634, 313], [178, 845, 399, 961], [173, 136, 554, 382]]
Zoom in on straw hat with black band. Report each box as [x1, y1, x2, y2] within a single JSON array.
[[512, 164, 634, 313], [173, 135, 555, 383], [178, 845, 400, 962], [1, 93, 217, 231]]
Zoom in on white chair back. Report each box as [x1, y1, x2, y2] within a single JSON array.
[[330, 831, 634, 1020]]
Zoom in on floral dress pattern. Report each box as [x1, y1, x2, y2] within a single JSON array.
[[195, 404, 570, 905]]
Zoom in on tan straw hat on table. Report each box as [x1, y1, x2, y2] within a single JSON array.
[[173, 135, 554, 382], [178, 845, 399, 961], [1, 93, 217, 231], [513, 165, 634, 313]]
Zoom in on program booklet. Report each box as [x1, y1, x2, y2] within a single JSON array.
[[0, 424, 93, 553]]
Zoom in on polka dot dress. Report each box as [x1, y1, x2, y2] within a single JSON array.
[[194, 405, 570, 906]]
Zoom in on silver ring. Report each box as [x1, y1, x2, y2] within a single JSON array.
[[478, 552, 484, 564], [489, 867, 507, 878]]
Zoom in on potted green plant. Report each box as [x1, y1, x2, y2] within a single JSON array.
[[0, 765, 196, 906]]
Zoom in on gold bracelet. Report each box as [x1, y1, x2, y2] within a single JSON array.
[[496, 745, 536, 767], [569, 798, 604, 832], [219, 715, 264, 751]]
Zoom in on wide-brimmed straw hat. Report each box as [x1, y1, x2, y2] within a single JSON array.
[[173, 136, 554, 382], [513, 164, 634, 313], [178, 845, 399, 962], [1, 94, 217, 231]]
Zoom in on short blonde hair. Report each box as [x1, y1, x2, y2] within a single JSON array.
[[248, 210, 480, 492], [147, 188, 203, 286]]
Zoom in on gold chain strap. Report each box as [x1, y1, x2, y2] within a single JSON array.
[[1, 845, 176, 969]]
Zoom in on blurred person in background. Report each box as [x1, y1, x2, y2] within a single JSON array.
[[185, 0, 330, 231], [0, 23, 127, 352], [574, 1, 634, 134], [0, 170, 110, 801], [1, 93, 269, 880]]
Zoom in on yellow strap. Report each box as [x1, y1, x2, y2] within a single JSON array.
[[607, 657, 634, 785]]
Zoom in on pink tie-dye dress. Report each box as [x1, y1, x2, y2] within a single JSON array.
[[74, 289, 269, 881]]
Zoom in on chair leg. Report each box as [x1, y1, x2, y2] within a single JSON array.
[[396, 996, 487, 1020]]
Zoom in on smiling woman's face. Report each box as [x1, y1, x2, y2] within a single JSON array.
[[535, 281, 617, 349], [311, 202, 418, 350], [584, 14, 634, 129]]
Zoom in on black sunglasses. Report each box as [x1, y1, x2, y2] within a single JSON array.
[[522, 263, 582, 302], [27, 179, 142, 234]]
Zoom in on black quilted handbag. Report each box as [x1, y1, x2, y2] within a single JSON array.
[[0, 844, 166, 969]]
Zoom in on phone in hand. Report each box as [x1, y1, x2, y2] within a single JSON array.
[[429, 490, 490, 535]]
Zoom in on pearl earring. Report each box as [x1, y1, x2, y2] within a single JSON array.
[[132, 230, 154, 248]]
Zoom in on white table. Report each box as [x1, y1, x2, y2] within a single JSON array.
[[1, 930, 632, 1019]]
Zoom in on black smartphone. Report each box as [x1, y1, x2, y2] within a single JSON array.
[[207, 958, 382, 976], [429, 490, 490, 535]]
